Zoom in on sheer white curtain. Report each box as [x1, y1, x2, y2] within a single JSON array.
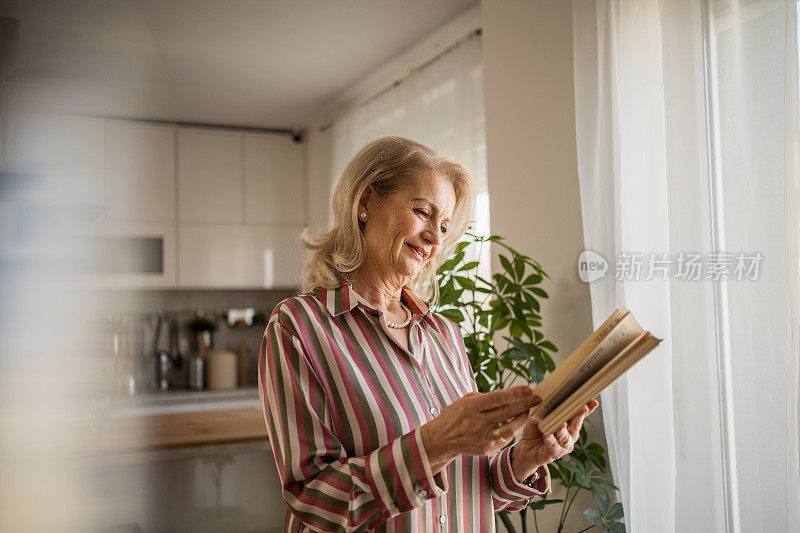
[[573, 0, 799, 531], [330, 30, 489, 236]]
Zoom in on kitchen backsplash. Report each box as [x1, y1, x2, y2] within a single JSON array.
[[96, 288, 298, 394]]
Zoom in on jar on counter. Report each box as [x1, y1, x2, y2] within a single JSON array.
[[208, 349, 237, 390]]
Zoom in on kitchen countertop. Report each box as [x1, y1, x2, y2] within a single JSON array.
[[80, 387, 267, 454], [109, 387, 261, 417], [87, 407, 268, 454]]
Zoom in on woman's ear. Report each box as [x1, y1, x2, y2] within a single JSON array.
[[358, 185, 374, 213]]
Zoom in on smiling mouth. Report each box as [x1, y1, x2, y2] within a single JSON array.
[[405, 243, 425, 260]]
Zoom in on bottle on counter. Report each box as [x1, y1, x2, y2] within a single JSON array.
[[156, 350, 170, 391], [187, 343, 206, 390], [237, 341, 248, 387], [186, 316, 215, 391]]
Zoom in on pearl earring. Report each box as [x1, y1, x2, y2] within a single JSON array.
[[360, 212, 367, 219]]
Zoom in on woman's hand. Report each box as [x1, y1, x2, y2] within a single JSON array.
[[510, 399, 600, 482], [420, 385, 542, 474]]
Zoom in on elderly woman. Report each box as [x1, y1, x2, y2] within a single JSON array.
[[258, 136, 598, 532]]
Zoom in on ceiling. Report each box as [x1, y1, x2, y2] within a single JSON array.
[[1, 0, 479, 130]]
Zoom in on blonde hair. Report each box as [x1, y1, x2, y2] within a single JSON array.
[[300, 136, 474, 306]]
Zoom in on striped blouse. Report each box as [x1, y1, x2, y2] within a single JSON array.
[[258, 282, 551, 532]]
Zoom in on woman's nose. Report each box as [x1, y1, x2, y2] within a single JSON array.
[[424, 224, 444, 246]]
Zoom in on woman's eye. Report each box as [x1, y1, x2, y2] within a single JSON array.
[[414, 207, 446, 234]]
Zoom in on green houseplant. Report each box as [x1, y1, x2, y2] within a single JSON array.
[[435, 231, 625, 533]]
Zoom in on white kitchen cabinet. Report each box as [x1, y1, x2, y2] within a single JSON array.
[[178, 224, 303, 288], [244, 134, 305, 224], [107, 121, 176, 223], [4, 112, 106, 214], [178, 128, 242, 223]]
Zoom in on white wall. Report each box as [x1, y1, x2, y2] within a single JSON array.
[[307, 124, 335, 233], [481, 1, 605, 531], [482, 0, 591, 358]]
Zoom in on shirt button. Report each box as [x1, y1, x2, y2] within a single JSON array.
[[439, 515, 446, 524], [429, 406, 438, 416], [417, 489, 427, 499]]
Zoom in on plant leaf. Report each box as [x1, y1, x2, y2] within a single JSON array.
[[528, 359, 544, 382], [454, 275, 476, 290], [558, 460, 582, 476], [594, 478, 619, 491], [438, 288, 463, 306], [439, 308, 464, 323], [538, 340, 558, 352], [457, 260, 480, 272], [514, 257, 525, 280], [583, 508, 603, 525], [526, 498, 564, 511], [523, 273, 543, 285], [607, 502, 624, 521], [499, 254, 515, 279], [507, 347, 527, 361], [591, 484, 610, 512], [438, 251, 464, 272], [586, 442, 606, 456], [531, 286, 549, 298]]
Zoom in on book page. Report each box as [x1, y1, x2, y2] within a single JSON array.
[[535, 312, 645, 417], [530, 306, 628, 414], [539, 334, 662, 435]]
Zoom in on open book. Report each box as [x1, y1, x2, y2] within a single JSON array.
[[530, 307, 662, 436]]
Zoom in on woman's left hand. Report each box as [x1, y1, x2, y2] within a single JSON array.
[[510, 399, 600, 482]]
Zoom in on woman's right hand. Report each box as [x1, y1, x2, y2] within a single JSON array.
[[419, 385, 542, 474]]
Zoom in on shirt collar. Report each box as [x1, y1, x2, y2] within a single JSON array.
[[316, 278, 430, 319]]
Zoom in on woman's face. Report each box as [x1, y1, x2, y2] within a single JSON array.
[[361, 171, 456, 284]]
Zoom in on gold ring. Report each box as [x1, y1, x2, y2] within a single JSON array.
[[492, 427, 506, 443], [558, 434, 571, 447]]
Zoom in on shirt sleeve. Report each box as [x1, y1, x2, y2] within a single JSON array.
[[258, 313, 448, 532], [489, 445, 552, 512]]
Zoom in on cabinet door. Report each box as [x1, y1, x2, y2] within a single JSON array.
[[71, 221, 177, 289], [178, 224, 302, 288], [107, 122, 175, 223], [244, 134, 304, 224], [178, 129, 242, 223], [4, 112, 105, 212]]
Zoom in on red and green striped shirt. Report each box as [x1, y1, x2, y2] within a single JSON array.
[[258, 282, 551, 532]]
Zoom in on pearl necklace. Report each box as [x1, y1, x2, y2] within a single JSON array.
[[384, 302, 412, 329]]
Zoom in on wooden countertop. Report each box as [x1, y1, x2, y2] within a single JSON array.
[[88, 408, 268, 454]]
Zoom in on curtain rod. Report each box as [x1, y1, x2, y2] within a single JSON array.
[[318, 27, 482, 134]]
